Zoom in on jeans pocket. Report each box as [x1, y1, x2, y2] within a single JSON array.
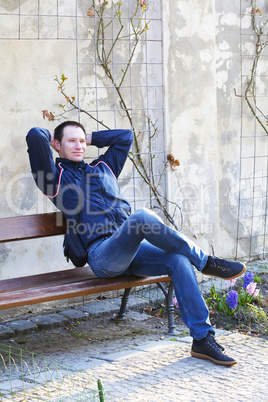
[[87, 238, 106, 257]]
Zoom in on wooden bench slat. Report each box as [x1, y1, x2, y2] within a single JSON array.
[[0, 274, 171, 310], [0, 212, 65, 243], [0, 267, 96, 293]]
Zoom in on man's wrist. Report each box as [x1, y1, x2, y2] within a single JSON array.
[[86, 134, 92, 146]]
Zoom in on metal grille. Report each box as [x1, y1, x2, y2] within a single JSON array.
[[77, 1, 166, 213], [236, 0, 268, 261]]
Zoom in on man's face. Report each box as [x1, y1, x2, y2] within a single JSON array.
[[55, 125, 86, 162]]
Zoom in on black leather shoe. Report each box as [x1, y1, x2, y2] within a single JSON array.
[[202, 256, 246, 280], [191, 334, 237, 366]]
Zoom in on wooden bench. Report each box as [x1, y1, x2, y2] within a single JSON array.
[[0, 212, 175, 334]]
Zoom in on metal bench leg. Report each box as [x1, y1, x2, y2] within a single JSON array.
[[157, 281, 177, 335], [117, 287, 132, 318]]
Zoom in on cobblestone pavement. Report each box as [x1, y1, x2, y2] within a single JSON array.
[[2, 328, 266, 401], [1, 322, 267, 401], [75, 331, 268, 401]]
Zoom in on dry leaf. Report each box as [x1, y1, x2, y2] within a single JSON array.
[[167, 153, 180, 170], [87, 8, 94, 17]]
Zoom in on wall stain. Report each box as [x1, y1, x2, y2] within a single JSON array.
[[0, 244, 11, 264], [1, 0, 24, 12]]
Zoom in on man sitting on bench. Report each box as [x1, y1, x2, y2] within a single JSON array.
[[26, 121, 246, 366]]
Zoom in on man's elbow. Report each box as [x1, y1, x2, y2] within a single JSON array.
[[125, 129, 134, 146], [26, 127, 51, 144], [26, 127, 38, 139]]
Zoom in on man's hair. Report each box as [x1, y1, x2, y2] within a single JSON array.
[[54, 121, 86, 143]]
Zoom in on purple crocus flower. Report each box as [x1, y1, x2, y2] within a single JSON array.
[[226, 290, 238, 310], [243, 272, 254, 289]]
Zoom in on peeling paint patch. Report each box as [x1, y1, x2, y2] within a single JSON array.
[[199, 48, 213, 64], [216, 40, 233, 75], [218, 41, 230, 51], [175, 51, 194, 71], [217, 50, 232, 61], [244, 41, 257, 55], [220, 12, 238, 27], [241, 8, 253, 29], [216, 70, 228, 90]]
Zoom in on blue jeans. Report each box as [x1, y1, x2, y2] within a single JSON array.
[[88, 208, 214, 340]]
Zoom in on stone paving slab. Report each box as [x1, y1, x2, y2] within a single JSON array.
[[58, 308, 89, 321], [29, 313, 69, 329], [78, 332, 268, 401], [5, 319, 37, 334], [0, 324, 15, 340], [78, 295, 147, 316]]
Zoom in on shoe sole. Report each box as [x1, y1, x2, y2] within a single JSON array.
[[202, 264, 246, 280], [191, 351, 237, 366]]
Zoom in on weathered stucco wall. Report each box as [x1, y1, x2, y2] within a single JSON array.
[[164, 0, 267, 260], [163, 0, 220, 253], [215, 1, 242, 257], [0, 39, 78, 278], [0, 0, 263, 280]]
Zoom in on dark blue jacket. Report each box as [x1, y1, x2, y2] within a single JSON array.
[[26, 127, 134, 248]]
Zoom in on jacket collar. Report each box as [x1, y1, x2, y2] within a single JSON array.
[[56, 158, 86, 169]]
